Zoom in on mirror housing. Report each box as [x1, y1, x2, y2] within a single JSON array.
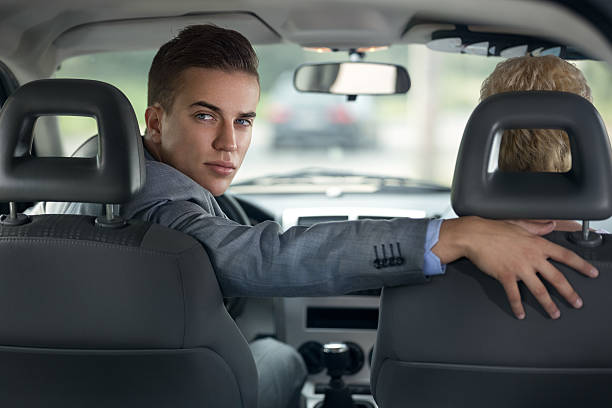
[[294, 62, 410, 95]]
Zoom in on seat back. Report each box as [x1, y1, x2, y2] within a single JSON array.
[[0, 79, 257, 407], [372, 91, 612, 407], [373, 245, 612, 407]]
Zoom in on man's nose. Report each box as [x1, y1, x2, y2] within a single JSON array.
[[213, 120, 238, 152]]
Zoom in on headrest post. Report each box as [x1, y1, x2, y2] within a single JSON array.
[[105, 204, 114, 222], [95, 204, 126, 229], [582, 220, 590, 241], [9, 202, 16, 220], [0, 202, 29, 226], [568, 219, 602, 248]]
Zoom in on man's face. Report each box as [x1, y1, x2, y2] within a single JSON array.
[[150, 67, 259, 196]]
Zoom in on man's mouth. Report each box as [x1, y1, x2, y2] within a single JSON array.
[[205, 161, 236, 176]]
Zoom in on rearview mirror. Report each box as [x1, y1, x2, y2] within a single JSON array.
[[294, 62, 410, 95]]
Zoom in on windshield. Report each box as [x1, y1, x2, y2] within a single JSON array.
[[53, 43, 612, 188]]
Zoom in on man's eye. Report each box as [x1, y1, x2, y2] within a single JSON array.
[[195, 113, 214, 121], [236, 118, 253, 126]]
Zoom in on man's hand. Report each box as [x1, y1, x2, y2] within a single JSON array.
[[432, 217, 599, 320]]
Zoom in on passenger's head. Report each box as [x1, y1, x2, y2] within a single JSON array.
[[481, 55, 592, 172], [144, 24, 260, 196]]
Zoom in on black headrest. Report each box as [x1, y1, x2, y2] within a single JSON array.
[[451, 91, 612, 220], [0, 79, 145, 203]]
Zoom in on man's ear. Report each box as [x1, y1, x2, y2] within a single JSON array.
[[145, 105, 164, 144]]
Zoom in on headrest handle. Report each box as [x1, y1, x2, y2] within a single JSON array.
[[0, 79, 145, 203], [452, 91, 612, 220]]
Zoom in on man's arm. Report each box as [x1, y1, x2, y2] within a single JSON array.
[[134, 199, 433, 297], [124, 160, 598, 312], [432, 217, 598, 320]]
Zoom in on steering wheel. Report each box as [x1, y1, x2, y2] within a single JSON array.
[[215, 193, 250, 319], [216, 193, 251, 226]]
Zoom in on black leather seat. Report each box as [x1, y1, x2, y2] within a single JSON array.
[[371, 91, 612, 407], [0, 79, 258, 407]]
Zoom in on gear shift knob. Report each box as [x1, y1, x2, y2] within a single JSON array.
[[323, 342, 349, 378], [320, 343, 354, 408]]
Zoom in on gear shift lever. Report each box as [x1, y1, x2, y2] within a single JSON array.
[[321, 343, 354, 408]]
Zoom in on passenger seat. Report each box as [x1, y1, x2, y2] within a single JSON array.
[[371, 91, 612, 407], [0, 79, 258, 407]]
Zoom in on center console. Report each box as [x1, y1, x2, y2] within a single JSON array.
[[276, 295, 379, 407], [276, 207, 420, 408]]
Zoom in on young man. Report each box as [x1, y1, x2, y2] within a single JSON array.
[[55, 25, 598, 408]]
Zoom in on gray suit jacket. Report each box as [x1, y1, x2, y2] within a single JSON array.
[[47, 150, 431, 297]]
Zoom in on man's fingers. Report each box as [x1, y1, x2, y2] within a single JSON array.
[[522, 273, 560, 319], [546, 242, 599, 278], [538, 261, 583, 309], [502, 280, 525, 319]]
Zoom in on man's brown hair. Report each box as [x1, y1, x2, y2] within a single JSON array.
[[148, 24, 259, 111], [481, 55, 591, 172]]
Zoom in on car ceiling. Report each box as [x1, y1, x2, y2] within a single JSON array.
[[0, 0, 611, 83]]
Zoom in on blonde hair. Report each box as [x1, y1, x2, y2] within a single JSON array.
[[480, 55, 592, 172]]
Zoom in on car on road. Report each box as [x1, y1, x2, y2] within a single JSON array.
[[269, 71, 377, 149]]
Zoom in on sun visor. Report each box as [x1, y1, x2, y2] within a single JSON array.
[[54, 12, 280, 62]]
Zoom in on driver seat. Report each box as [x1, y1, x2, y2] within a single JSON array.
[[0, 79, 258, 407]]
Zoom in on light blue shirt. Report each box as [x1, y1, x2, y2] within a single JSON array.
[[423, 218, 445, 276]]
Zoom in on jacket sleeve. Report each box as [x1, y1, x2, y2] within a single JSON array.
[[128, 198, 431, 297]]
